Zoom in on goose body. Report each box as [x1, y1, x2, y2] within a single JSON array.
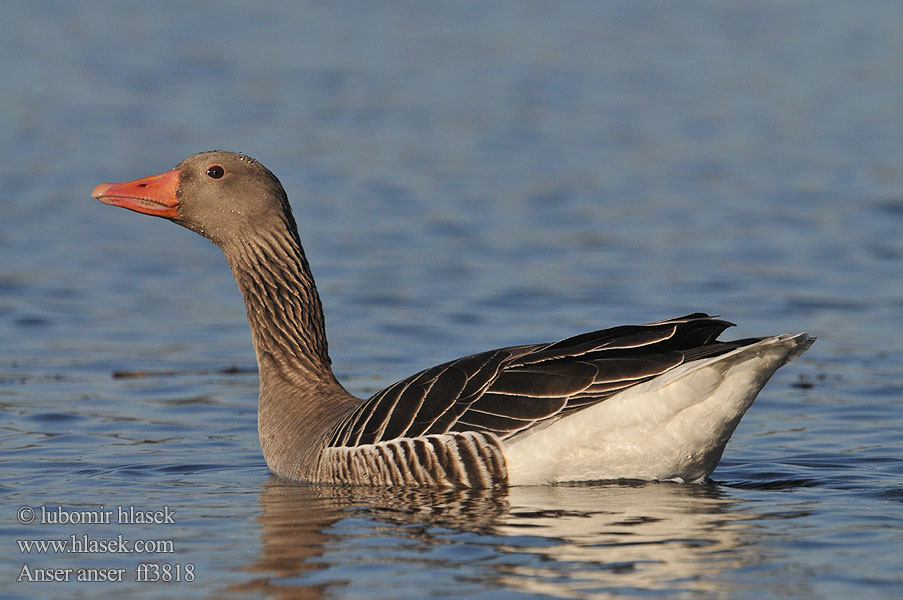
[[93, 151, 814, 487]]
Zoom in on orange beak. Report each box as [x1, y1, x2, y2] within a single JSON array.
[[92, 168, 181, 218]]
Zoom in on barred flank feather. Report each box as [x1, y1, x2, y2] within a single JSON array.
[[319, 432, 508, 487]]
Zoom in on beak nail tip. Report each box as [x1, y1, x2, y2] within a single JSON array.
[[91, 182, 113, 199]]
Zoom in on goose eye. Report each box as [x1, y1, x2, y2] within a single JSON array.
[[206, 165, 225, 179]]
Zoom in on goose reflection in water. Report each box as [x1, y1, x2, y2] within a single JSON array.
[[222, 479, 776, 599]]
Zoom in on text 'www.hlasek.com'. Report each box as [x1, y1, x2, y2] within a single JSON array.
[[15, 505, 194, 584]]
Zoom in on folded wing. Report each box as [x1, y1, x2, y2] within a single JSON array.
[[329, 313, 752, 449]]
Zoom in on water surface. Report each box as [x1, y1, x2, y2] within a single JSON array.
[[1, 2, 901, 599]]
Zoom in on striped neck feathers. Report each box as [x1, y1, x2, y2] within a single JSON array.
[[224, 222, 333, 386]]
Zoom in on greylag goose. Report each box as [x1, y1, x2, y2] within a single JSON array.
[[93, 151, 814, 487]]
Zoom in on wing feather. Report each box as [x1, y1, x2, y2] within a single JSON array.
[[381, 364, 468, 439], [490, 361, 598, 397], [511, 325, 677, 366], [591, 354, 684, 381], [455, 409, 538, 432], [470, 392, 568, 420], [329, 313, 752, 451], [344, 378, 409, 445]]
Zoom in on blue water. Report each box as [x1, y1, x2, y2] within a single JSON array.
[[2, 2, 901, 598]]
